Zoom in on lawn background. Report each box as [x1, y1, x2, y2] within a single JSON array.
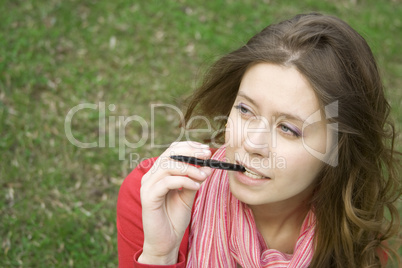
[[0, 0, 400, 267]]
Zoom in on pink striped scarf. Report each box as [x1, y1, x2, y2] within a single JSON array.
[[187, 146, 316, 267]]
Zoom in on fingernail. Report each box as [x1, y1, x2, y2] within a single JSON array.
[[203, 149, 211, 155]]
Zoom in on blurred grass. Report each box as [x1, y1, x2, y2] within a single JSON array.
[[0, 0, 400, 267]]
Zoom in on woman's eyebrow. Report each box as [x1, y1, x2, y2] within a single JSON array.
[[273, 112, 305, 124], [237, 91, 258, 106], [237, 91, 306, 123]]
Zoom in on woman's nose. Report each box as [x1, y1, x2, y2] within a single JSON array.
[[242, 118, 271, 157]]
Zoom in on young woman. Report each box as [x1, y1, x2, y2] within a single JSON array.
[[117, 13, 400, 267]]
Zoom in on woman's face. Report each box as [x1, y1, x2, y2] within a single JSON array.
[[225, 63, 328, 207]]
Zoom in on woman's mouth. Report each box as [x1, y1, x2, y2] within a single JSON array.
[[233, 164, 271, 187], [233, 160, 272, 186], [243, 167, 267, 179]]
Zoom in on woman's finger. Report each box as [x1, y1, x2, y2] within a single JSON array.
[[142, 175, 201, 204]]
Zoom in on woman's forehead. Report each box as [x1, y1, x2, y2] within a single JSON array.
[[237, 63, 321, 123]]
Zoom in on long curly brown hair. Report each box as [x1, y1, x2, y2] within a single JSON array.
[[184, 13, 401, 267]]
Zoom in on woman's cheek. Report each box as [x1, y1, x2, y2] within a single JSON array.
[[225, 113, 238, 146], [232, 123, 245, 148]]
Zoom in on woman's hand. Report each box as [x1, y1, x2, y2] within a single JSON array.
[[138, 141, 212, 265]]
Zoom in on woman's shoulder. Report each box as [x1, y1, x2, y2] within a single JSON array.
[[130, 157, 159, 177]]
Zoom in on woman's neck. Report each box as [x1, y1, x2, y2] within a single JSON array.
[[249, 195, 312, 253]]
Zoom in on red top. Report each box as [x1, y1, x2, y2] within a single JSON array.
[[116, 155, 389, 267], [116, 157, 190, 268]]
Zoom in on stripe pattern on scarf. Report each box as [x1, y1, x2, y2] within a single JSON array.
[[187, 146, 316, 268]]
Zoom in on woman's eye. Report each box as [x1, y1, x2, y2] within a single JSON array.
[[279, 124, 301, 138], [234, 104, 251, 115]]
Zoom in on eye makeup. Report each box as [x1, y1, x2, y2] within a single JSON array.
[[280, 124, 302, 137], [234, 97, 304, 138], [234, 102, 253, 116]]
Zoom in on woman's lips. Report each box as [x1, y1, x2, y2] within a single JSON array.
[[236, 161, 270, 179], [243, 167, 267, 179], [234, 170, 271, 187], [233, 161, 272, 186]]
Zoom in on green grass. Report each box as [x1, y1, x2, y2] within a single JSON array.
[[0, 0, 400, 267]]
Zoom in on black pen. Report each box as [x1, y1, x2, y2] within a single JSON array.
[[170, 155, 246, 172]]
